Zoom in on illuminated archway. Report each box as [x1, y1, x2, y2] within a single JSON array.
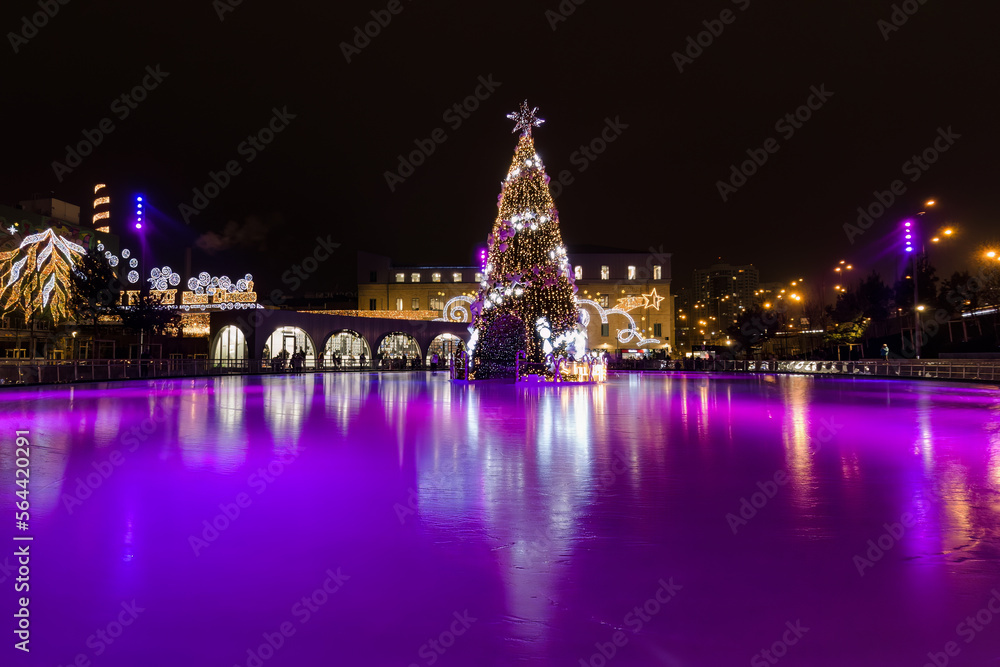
[[425, 333, 465, 366], [211, 325, 247, 365], [262, 326, 315, 366], [322, 330, 371, 368], [377, 332, 421, 366]]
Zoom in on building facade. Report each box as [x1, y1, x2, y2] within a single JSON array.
[[356, 247, 673, 356]]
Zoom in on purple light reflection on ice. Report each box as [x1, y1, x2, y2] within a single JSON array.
[[1, 373, 999, 665]]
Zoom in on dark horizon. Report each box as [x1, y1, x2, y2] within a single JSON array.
[[3, 0, 997, 294]]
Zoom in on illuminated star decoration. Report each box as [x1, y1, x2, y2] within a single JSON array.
[[643, 288, 664, 310], [506, 100, 545, 137], [7, 225, 16, 235]]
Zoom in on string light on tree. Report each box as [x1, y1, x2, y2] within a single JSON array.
[[469, 101, 585, 379]]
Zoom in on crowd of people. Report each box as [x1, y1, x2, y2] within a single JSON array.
[[262, 347, 451, 373]]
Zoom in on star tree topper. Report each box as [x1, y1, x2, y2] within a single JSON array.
[[507, 100, 545, 136]]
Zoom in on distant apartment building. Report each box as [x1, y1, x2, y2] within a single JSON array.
[[692, 263, 759, 328]]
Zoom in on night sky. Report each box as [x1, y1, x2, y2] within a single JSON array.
[[3, 0, 998, 294]]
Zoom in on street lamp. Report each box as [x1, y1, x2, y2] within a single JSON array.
[[902, 199, 939, 359], [134, 194, 146, 352]]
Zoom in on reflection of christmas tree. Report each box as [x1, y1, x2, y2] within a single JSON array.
[[469, 101, 583, 379], [0, 228, 86, 324]]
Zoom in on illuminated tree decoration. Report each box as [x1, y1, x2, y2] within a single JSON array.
[[0, 228, 86, 323], [469, 102, 583, 379]]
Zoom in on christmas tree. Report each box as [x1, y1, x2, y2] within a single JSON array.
[[468, 101, 584, 379]]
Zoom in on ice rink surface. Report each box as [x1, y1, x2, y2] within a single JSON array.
[[2, 372, 999, 666]]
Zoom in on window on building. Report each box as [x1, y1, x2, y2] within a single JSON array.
[[474, 272, 484, 282], [653, 265, 662, 280], [411, 272, 421, 283], [627, 266, 636, 280], [453, 272, 463, 282], [369, 298, 377, 310], [599, 295, 609, 307], [369, 271, 378, 282], [601, 323, 609, 337], [654, 323, 662, 337], [411, 298, 420, 310], [574, 266, 583, 280], [601, 266, 609, 280], [395, 273, 405, 283], [395, 298, 403, 311], [429, 297, 444, 311], [431, 273, 441, 283]]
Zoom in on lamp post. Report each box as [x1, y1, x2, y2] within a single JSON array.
[[903, 200, 937, 359], [134, 195, 145, 352]]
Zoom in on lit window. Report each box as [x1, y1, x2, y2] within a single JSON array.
[[432, 273, 441, 283], [599, 295, 609, 307], [395, 273, 405, 283], [412, 298, 420, 310], [453, 272, 463, 282], [574, 266, 583, 280], [430, 297, 444, 310], [627, 266, 636, 280], [395, 298, 403, 311], [411, 272, 421, 283], [474, 272, 483, 282], [601, 266, 609, 280], [653, 265, 662, 280]]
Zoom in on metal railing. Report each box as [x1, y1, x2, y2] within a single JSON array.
[[620, 358, 1000, 382], [0, 357, 406, 386]]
